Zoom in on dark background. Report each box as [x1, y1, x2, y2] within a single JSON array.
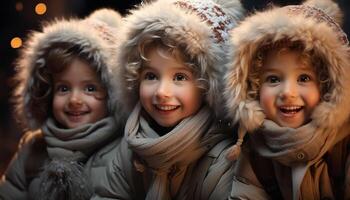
[[0, 0, 349, 175]]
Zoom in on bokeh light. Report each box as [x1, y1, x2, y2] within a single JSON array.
[[15, 2, 23, 12], [10, 37, 22, 48], [35, 3, 47, 15]]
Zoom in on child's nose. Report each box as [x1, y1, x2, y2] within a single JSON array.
[[155, 80, 171, 99], [68, 90, 83, 106], [280, 81, 298, 100]]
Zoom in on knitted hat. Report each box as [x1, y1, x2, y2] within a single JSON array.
[[13, 8, 122, 130], [224, 0, 350, 160], [114, 0, 245, 117]]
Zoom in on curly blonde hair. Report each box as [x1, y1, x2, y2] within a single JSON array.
[[123, 33, 209, 97], [247, 39, 331, 101]]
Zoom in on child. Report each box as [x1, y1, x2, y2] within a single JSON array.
[[0, 9, 125, 200], [224, 0, 350, 199], [93, 0, 245, 199]]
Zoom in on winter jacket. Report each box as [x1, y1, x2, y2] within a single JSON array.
[[92, 123, 236, 200], [230, 134, 350, 200], [0, 130, 121, 200], [0, 8, 125, 200]]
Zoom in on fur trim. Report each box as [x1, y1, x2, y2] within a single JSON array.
[[114, 0, 244, 117], [14, 13, 123, 130], [224, 4, 350, 133], [303, 0, 343, 25]]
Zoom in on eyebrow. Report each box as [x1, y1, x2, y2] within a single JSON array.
[[173, 66, 193, 73], [53, 78, 102, 85], [297, 65, 314, 71], [260, 68, 279, 73], [142, 65, 192, 72], [141, 65, 152, 70]]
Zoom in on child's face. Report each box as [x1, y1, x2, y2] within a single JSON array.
[[139, 48, 203, 127], [259, 50, 320, 128], [52, 58, 108, 129]]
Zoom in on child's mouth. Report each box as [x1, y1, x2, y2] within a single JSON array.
[[66, 111, 89, 117], [155, 105, 179, 111], [279, 106, 303, 115]]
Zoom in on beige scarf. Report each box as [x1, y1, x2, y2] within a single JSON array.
[[42, 117, 117, 162], [251, 119, 349, 199], [125, 103, 223, 200]]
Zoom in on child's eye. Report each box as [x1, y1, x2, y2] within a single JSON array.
[[298, 74, 311, 82], [265, 75, 280, 84], [85, 84, 97, 93], [55, 85, 69, 93], [174, 73, 188, 81], [144, 72, 157, 80]]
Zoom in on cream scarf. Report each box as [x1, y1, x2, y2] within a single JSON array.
[[251, 119, 349, 199], [125, 103, 223, 200], [42, 117, 117, 162]]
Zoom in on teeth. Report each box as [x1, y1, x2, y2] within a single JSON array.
[[67, 112, 87, 116], [156, 105, 178, 111], [280, 106, 301, 111], [279, 106, 303, 114]]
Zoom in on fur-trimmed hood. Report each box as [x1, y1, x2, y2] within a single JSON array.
[[224, 0, 350, 133], [114, 0, 245, 117], [13, 9, 123, 130]]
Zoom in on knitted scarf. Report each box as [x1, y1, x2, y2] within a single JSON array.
[[38, 117, 117, 200], [42, 117, 117, 162], [251, 119, 349, 199], [125, 103, 223, 200]]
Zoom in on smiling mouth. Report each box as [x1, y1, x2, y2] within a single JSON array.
[[66, 111, 89, 116], [154, 105, 179, 111], [279, 106, 303, 114]]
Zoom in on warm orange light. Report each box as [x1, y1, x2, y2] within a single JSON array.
[[15, 2, 23, 12], [11, 37, 22, 48], [35, 3, 47, 15]]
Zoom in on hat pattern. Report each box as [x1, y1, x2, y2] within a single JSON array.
[[175, 0, 236, 45], [286, 5, 348, 45]]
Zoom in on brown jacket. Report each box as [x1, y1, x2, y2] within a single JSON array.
[[230, 134, 350, 200]]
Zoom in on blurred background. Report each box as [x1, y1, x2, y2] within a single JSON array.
[[0, 0, 349, 175]]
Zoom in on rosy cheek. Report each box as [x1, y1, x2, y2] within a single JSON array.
[[259, 95, 269, 110], [259, 87, 275, 116], [259, 87, 271, 103], [301, 86, 321, 108]]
